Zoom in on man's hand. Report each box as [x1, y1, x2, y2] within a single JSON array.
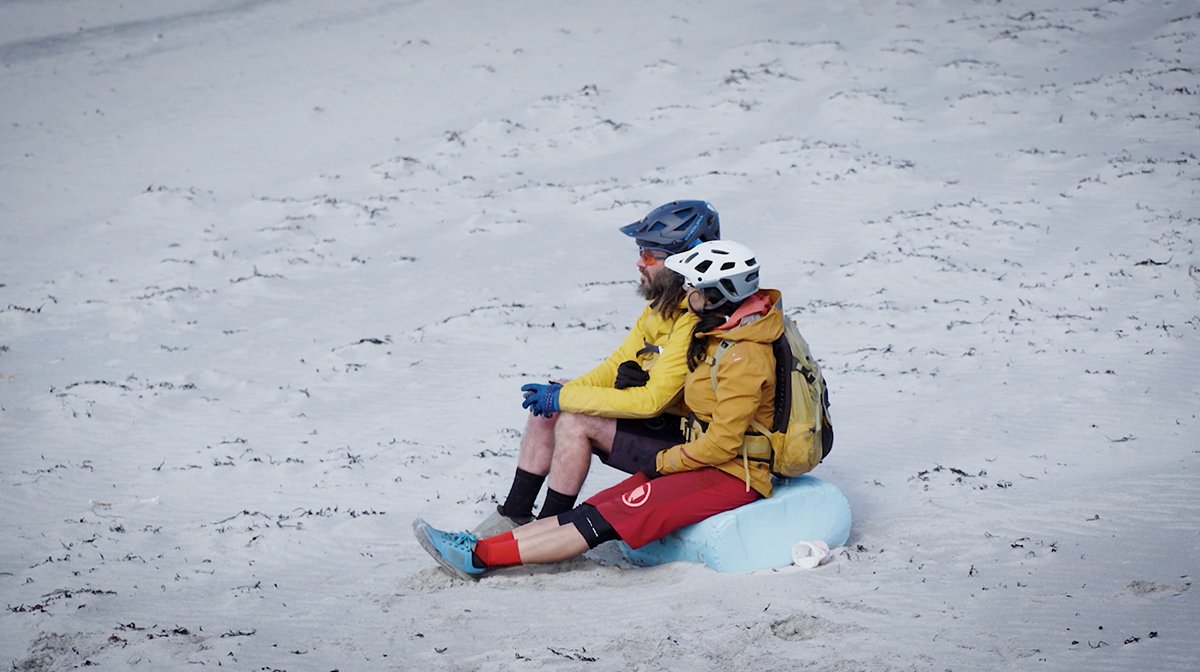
[[520, 382, 562, 417]]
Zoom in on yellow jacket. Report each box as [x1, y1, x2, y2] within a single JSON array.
[[557, 301, 697, 419], [655, 290, 783, 497]]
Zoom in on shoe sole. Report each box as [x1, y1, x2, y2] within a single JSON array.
[[412, 518, 483, 582]]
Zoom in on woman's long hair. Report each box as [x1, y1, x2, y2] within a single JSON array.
[[687, 288, 738, 371]]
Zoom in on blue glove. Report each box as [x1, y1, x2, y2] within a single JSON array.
[[521, 382, 562, 417]]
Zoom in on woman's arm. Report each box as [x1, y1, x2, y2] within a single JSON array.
[[655, 341, 772, 473]]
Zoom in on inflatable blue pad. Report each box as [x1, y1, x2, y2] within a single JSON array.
[[620, 475, 851, 572]]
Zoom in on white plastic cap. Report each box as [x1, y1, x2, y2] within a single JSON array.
[[791, 539, 831, 569]]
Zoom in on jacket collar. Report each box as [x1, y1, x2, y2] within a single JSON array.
[[715, 291, 773, 331], [700, 289, 784, 343]]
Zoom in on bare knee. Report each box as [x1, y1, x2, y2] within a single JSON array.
[[525, 413, 557, 436], [521, 414, 558, 451], [553, 413, 616, 452], [552, 413, 587, 444]]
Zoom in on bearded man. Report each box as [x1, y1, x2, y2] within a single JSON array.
[[475, 201, 722, 535]]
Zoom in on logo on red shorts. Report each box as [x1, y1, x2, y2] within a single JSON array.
[[621, 483, 652, 508]]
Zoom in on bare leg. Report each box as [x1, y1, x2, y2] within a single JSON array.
[[515, 414, 557, 476], [510, 515, 563, 539], [511, 519, 590, 564], [546, 413, 617, 497]]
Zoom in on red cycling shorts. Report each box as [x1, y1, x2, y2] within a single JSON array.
[[585, 468, 760, 549]]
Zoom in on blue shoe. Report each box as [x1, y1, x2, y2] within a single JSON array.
[[412, 518, 486, 581]]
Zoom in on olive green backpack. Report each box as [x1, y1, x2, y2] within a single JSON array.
[[710, 316, 833, 478]]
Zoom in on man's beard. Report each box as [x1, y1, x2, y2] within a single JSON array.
[[638, 268, 683, 307]]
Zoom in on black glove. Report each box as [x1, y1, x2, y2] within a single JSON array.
[[614, 360, 650, 389], [631, 450, 662, 479]]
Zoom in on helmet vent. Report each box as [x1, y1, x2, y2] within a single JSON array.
[[720, 261, 736, 271], [695, 260, 713, 273]]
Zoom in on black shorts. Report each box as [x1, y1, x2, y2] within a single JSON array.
[[598, 415, 685, 474]]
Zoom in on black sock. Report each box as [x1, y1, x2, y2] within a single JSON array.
[[537, 488, 578, 519], [499, 467, 545, 519]]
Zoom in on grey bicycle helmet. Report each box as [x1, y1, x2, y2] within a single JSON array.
[[619, 200, 720, 253]]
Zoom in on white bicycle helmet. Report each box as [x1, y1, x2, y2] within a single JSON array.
[[664, 240, 760, 303]]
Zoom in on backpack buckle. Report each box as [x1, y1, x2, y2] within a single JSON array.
[[680, 416, 707, 442]]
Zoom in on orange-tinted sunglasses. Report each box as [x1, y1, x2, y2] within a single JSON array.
[[638, 247, 672, 265]]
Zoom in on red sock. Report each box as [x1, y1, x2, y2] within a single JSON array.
[[474, 533, 522, 568]]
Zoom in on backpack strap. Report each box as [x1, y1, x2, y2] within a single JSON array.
[[707, 339, 733, 389]]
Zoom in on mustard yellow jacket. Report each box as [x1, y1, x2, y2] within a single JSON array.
[[655, 290, 783, 497], [557, 301, 697, 419]]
